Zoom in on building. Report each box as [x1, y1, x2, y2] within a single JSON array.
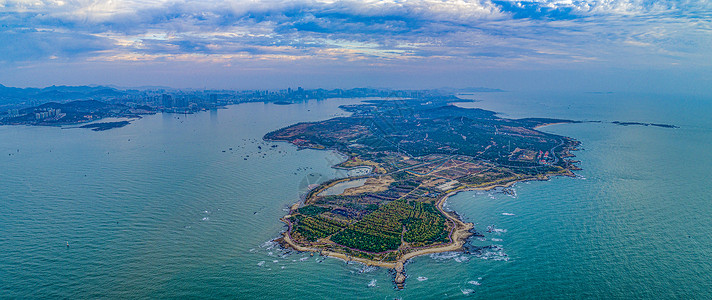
[[34, 109, 59, 120], [174, 97, 188, 108], [161, 94, 173, 107]]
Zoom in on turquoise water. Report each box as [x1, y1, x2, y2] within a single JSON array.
[[1, 93, 711, 298]]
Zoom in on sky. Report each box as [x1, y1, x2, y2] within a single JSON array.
[[0, 0, 710, 93]]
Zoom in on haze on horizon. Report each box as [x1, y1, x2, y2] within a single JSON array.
[[1, 0, 710, 94]]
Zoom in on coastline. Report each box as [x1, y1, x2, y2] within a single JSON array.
[[276, 171, 570, 283], [533, 122, 571, 129], [266, 103, 581, 287]]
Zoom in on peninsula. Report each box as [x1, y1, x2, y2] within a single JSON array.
[[0, 100, 155, 128], [265, 98, 581, 287]]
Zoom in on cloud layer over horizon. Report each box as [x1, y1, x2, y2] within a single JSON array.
[[1, 0, 710, 91]]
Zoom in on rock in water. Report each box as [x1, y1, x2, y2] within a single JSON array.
[[394, 261, 406, 289]]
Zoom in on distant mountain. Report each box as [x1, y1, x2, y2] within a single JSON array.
[[102, 84, 176, 91], [0, 84, 121, 96], [0, 84, 129, 109], [0, 84, 39, 97], [35, 100, 124, 112]]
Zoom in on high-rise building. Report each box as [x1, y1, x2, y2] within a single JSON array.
[[161, 94, 173, 107], [174, 97, 188, 108]]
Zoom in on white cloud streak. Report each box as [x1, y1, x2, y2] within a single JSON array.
[[0, 0, 709, 70]]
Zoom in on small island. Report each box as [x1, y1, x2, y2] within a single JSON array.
[[78, 121, 131, 131], [265, 98, 581, 288], [611, 121, 678, 128]]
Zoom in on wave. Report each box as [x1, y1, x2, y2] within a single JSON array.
[[463, 244, 510, 261], [478, 245, 509, 261], [429, 251, 470, 263], [429, 252, 460, 260], [359, 265, 379, 273], [454, 255, 470, 263]]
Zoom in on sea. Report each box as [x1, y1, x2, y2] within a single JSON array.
[[1, 92, 710, 298]]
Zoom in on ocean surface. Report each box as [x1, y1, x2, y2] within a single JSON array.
[[1, 92, 710, 298]]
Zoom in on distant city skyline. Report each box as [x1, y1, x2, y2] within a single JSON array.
[[1, 0, 710, 94]]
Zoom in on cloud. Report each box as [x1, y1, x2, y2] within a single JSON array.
[[0, 27, 113, 62], [0, 0, 709, 72]]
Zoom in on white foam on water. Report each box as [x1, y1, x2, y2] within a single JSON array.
[[461, 288, 475, 295], [468, 280, 481, 286], [431, 251, 471, 263], [477, 245, 509, 261], [201, 217, 209, 221], [281, 266, 285, 269], [257, 261, 265, 267], [417, 276, 428, 281], [491, 238, 503, 242], [501, 212, 515, 216], [492, 228, 507, 234], [442, 200, 451, 211], [454, 255, 470, 263], [273, 260, 278, 263], [299, 256, 309, 262], [260, 241, 277, 250], [429, 252, 460, 260], [367, 279, 377, 287], [359, 265, 378, 273]]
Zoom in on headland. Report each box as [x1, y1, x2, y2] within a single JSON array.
[[266, 97, 581, 288]]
